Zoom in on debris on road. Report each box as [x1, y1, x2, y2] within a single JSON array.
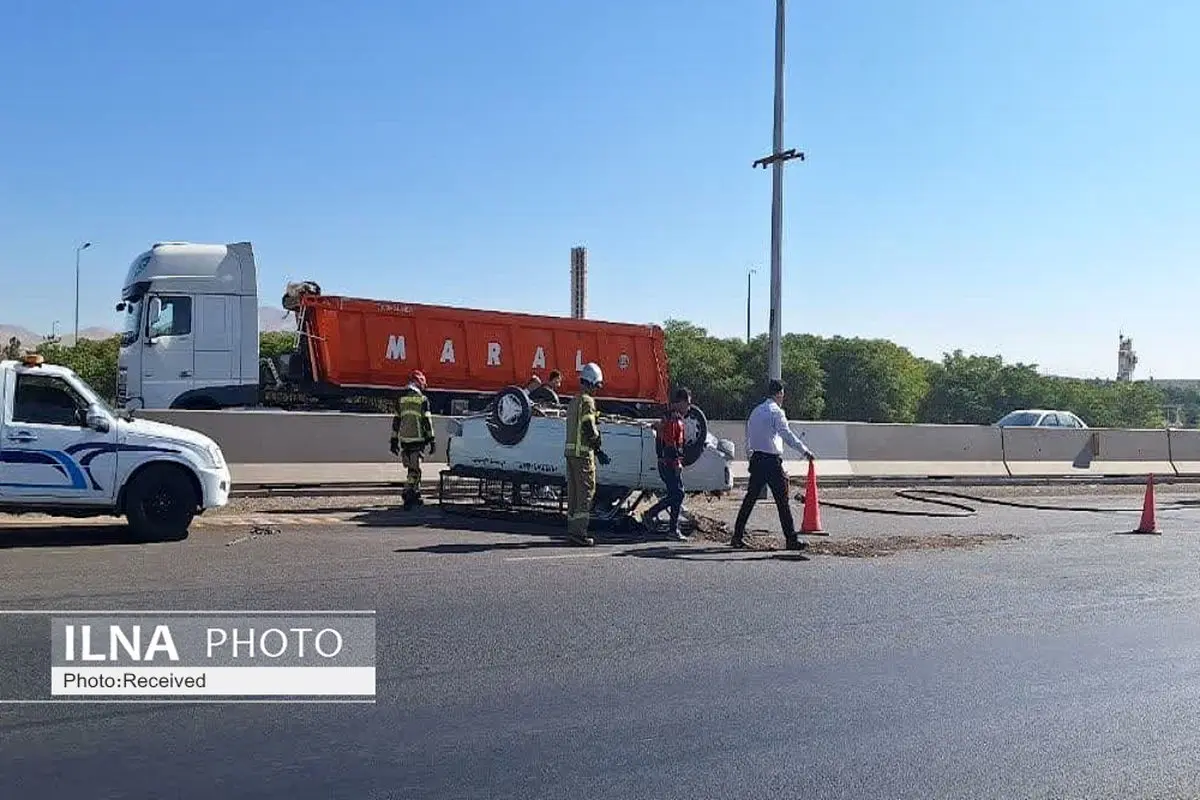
[[684, 506, 1018, 558], [225, 524, 282, 546]]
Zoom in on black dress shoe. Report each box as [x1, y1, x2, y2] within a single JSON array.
[[730, 537, 747, 549], [784, 536, 808, 551]]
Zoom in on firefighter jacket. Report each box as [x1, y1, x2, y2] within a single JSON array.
[[392, 386, 435, 446], [565, 393, 602, 458]]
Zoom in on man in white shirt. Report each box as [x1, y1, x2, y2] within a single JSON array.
[[732, 379, 816, 550]]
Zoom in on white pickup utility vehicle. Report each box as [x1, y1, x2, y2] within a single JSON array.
[[0, 355, 232, 541]]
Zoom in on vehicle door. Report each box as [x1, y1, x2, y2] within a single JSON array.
[[193, 294, 237, 397], [141, 294, 197, 408], [0, 372, 118, 504]]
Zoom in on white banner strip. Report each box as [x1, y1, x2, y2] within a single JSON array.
[[51, 667, 375, 697]]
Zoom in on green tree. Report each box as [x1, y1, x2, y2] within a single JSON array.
[[34, 335, 122, 402], [662, 320, 753, 419], [1156, 384, 1200, 427], [735, 333, 825, 420], [260, 330, 297, 360], [818, 337, 929, 423], [918, 351, 1053, 424]]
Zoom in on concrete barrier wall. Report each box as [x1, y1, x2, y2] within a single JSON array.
[[1001, 427, 1173, 477], [138, 410, 453, 464], [137, 410, 1193, 479], [843, 423, 1008, 477], [1168, 429, 1200, 476]]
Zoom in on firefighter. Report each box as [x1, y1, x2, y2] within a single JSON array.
[[564, 362, 610, 546], [389, 369, 437, 510]]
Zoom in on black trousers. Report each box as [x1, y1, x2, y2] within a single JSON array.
[[733, 452, 795, 540]]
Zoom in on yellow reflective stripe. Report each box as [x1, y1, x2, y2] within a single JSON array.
[[573, 408, 587, 456]]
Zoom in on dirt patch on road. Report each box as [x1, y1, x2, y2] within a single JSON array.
[[686, 512, 1018, 558], [800, 533, 1019, 558]]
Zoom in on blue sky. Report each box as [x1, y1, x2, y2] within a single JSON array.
[[1, 0, 1196, 378]]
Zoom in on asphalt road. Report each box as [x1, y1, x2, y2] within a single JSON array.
[[5, 490, 1200, 799]]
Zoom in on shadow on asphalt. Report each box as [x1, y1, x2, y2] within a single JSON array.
[[379, 506, 706, 555], [612, 546, 810, 563], [396, 540, 572, 555], [374, 507, 811, 561], [0, 525, 146, 550]]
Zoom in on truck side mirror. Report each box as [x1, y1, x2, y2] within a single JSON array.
[[84, 404, 112, 433]]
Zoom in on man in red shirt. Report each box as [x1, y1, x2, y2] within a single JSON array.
[[641, 387, 692, 541]]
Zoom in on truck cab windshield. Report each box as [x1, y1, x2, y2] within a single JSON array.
[[120, 297, 143, 346]]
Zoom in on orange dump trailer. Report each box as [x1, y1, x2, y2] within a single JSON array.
[[285, 293, 670, 415]]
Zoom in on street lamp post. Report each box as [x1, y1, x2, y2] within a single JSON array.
[[752, 0, 804, 382], [74, 242, 91, 345], [746, 267, 757, 343]]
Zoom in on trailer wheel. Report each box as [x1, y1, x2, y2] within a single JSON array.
[[487, 386, 532, 446], [681, 405, 710, 468]]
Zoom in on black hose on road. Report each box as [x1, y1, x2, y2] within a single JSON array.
[[790, 487, 1200, 519]]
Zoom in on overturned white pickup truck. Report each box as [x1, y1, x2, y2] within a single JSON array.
[[444, 386, 736, 495]]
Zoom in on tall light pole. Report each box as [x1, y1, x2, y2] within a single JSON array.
[[746, 267, 757, 343], [752, 0, 804, 381], [74, 242, 91, 345]]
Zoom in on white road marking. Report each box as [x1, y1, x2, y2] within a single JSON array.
[[504, 552, 614, 561]]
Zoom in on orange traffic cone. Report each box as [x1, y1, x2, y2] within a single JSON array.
[[800, 459, 826, 535], [1132, 474, 1161, 534]]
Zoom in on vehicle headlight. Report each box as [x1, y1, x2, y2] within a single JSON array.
[[207, 443, 226, 467], [184, 442, 224, 468]]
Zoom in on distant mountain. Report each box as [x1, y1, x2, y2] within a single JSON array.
[[258, 306, 295, 332], [2, 307, 294, 346], [0, 324, 116, 347]]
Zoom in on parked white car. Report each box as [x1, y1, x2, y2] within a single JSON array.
[[445, 387, 735, 494], [995, 409, 1089, 429]]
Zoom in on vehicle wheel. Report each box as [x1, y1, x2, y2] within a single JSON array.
[[680, 405, 710, 468], [124, 464, 197, 542], [487, 386, 532, 446]]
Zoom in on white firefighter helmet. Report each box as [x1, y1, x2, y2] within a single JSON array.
[[579, 362, 604, 388]]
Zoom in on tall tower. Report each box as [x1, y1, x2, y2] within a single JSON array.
[[1117, 333, 1138, 381], [570, 246, 587, 319]]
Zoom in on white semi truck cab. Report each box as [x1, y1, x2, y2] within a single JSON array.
[[116, 241, 260, 410], [0, 354, 232, 541]]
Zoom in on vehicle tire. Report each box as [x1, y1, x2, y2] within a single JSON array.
[[680, 405, 710, 468], [487, 386, 532, 446], [124, 464, 197, 542]]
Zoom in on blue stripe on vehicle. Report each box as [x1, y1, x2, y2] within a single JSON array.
[[0, 450, 68, 475], [0, 449, 88, 490], [66, 443, 180, 490], [0, 444, 179, 491]]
